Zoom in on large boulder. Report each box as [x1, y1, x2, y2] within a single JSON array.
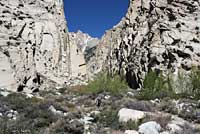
[[138, 121, 161, 134], [118, 108, 145, 122]]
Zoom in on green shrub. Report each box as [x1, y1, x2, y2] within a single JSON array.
[[190, 67, 200, 99], [85, 72, 128, 95], [138, 68, 200, 100], [137, 70, 175, 100], [171, 68, 200, 100], [172, 70, 193, 95]]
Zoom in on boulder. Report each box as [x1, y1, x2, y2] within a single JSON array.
[[165, 116, 196, 134], [48, 105, 66, 116], [118, 108, 145, 122], [138, 121, 161, 134]]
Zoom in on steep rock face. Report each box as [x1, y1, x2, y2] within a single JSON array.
[[69, 30, 99, 54], [69, 31, 99, 79], [68, 31, 88, 82], [95, 0, 200, 88], [0, 0, 70, 92]]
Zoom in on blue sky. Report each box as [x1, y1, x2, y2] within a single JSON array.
[[64, 0, 129, 38]]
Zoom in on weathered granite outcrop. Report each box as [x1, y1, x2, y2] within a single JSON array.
[[0, 0, 71, 92], [94, 0, 200, 88]]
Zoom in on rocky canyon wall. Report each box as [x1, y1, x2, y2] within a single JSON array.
[[1, 0, 200, 91], [94, 0, 200, 88], [0, 0, 71, 92]]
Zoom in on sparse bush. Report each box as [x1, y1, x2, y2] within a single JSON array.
[[137, 70, 175, 100], [0, 117, 36, 134], [95, 109, 142, 131], [96, 109, 119, 129], [172, 68, 200, 100], [0, 93, 63, 133], [85, 72, 128, 95], [48, 116, 84, 134], [119, 120, 142, 131], [137, 68, 200, 100], [172, 70, 192, 95], [190, 67, 200, 99], [125, 100, 154, 112], [144, 114, 171, 129], [157, 99, 178, 115], [58, 87, 67, 94]]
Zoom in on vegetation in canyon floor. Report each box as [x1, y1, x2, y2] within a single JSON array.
[[80, 72, 128, 95], [137, 68, 200, 100]]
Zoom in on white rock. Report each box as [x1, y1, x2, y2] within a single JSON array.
[[160, 132, 170, 134], [118, 108, 145, 122], [104, 95, 111, 100], [0, 90, 10, 97], [125, 130, 139, 134], [63, 112, 67, 117], [127, 92, 134, 96], [138, 121, 161, 134], [81, 116, 94, 124], [55, 92, 61, 96], [165, 116, 186, 133], [13, 117, 17, 120], [48, 105, 64, 116], [25, 93, 34, 98], [7, 113, 13, 118], [167, 123, 182, 133], [90, 110, 100, 115]]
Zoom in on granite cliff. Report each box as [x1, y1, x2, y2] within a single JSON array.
[[93, 0, 200, 88], [0, 0, 71, 92]]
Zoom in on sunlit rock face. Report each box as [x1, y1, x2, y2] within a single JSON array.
[[0, 0, 70, 92], [94, 0, 200, 88], [69, 31, 100, 79], [69, 30, 99, 54], [68, 32, 88, 81]]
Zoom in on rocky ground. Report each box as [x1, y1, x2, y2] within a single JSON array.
[[0, 88, 199, 134]]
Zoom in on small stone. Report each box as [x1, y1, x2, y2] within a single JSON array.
[[7, 113, 13, 118], [0, 91, 10, 97], [125, 130, 139, 134], [81, 116, 94, 124], [48, 105, 64, 116]]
